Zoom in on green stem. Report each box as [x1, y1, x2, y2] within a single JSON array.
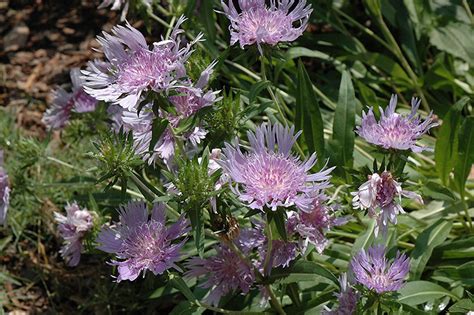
[[263, 212, 274, 276], [462, 0, 474, 24], [265, 284, 287, 315]]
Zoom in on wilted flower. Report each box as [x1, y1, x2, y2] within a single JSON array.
[[185, 244, 255, 306], [323, 273, 359, 315], [43, 68, 98, 130], [350, 245, 410, 294], [98, 0, 152, 21], [357, 95, 438, 152], [352, 171, 422, 236], [83, 17, 202, 110], [221, 0, 313, 53], [291, 189, 347, 253], [96, 201, 190, 282], [54, 202, 94, 266], [221, 123, 334, 212], [0, 151, 10, 227]]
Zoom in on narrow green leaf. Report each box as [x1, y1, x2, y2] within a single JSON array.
[[420, 181, 456, 201], [169, 275, 197, 302], [351, 219, 375, 255], [149, 118, 169, 152], [435, 97, 468, 185], [268, 210, 288, 241], [449, 299, 474, 313], [453, 116, 474, 197], [248, 80, 270, 106], [410, 219, 452, 280], [296, 60, 325, 164], [188, 207, 205, 256], [332, 71, 356, 175], [198, 0, 216, 43], [398, 281, 458, 306], [269, 260, 339, 286]]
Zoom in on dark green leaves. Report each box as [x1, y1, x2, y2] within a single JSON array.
[[332, 71, 356, 179], [453, 116, 474, 197], [410, 219, 452, 280], [398, 281, 458, 306], [295, 60, 325, 165], [435, 97, 468, 185]]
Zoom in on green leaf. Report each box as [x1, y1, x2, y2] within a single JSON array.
[[198, 0, 216, 43], [410, 219, 452, 280], [188, 207, 205, 256], [398, 281, 458, 306], [449, 299, 474, 313], [453, 116, 474, 197], [351, 218, 376, 255], [169, 275, 197, 302], [435, 97, 468, 185], [296, 60, 325, 164], [170, 301, 204, 315], [332, 71, 356, 177], [267, 210, 288, 241], [429, 22, 474, 66], [269, 260, 339, 286], [248, 80, 270, 106], [149, 118, 169, 152], [420, 181, 456, 201], [355, 53, 412, 86]]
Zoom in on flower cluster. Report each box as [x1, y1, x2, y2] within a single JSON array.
[[323, 273, 359, 315], [0, 150, 10, 227], [221, 0, 313, 54], [352, 171, 422, 236], [350, 245, 410, 294], [220, 123, 334, 212], [96, 201, 190, 281], [357, 94, 438, 153], [54, 202, 94, 266], [42, 68, 98, 130]]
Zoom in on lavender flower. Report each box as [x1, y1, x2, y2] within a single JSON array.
[[98, 0, 152, 21], [221, 123, 334, 212], [185, 244, 255, 306], [96, 201, 190, 282], [291, 190, 347, 253], [43, 68, 98, 130], [54, 202, 93, 266], [0, 151, 10, 226], [323, 273, 359, 315], [83, 17, 202, 110], [221, 0, 313, 53], [352, 171, 422, 236], [350, 245, 410, 294], [357, 95, 438, 152]]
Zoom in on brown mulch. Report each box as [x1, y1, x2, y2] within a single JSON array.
[[0, 0, 118, 138]]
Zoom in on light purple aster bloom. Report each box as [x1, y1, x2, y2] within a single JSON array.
[[185, 244, 255, 306], [357, 94, 439, 152], [96, 201, 190, 282], [54, 202, 94, 266], [350, 245, 410, 294], [0, 151, 10, 227], [83, 17, 202, 110], [221, 123, 334, 212], [291, 189, 347, 253], [221, 0, 313, 54], [352, 171, 422, 236], [43, 68, 98, 130], [323, 273, 359, 315]]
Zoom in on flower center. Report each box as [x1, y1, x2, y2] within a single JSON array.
[[121, 222, 166, 263], [239, 8, 290, 44]]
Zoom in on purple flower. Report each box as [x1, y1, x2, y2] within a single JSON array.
[[221, 0, 312, 54], [352, 171, 422, 236], [83, 17, 202, 110], [43, 68, 98, 130], [357, 95, 438, 152], [323, 273, 359, 315], [350, 245, 410, 294], [220, 123, 334, 212], [185, 244, 255, 306], [54, 202, 94, 266], [291, 190, 347, 253], [96, 201, 190, 282], [0, 151, 10, 227]]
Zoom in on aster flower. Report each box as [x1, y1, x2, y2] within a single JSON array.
[[54, 202, 94, 266], [221, 0, 313, 54], [98, 0, 152, 21], [352, 171, 422, 236], [357, 95, 438, 152], [350, 245, 410, 294], [43, 68, 98, 130], [185, 244, 255, 306], [220, 122, 334, 212], [323, 273, 359, 315], [96, 201, 190, 282], [83, 17, 202, 110], [0, 151, 10, 227], [291, 189, 347, 253]]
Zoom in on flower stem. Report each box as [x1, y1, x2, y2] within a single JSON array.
[[265, 284, 287, 315], [263, 212, 274, 276]]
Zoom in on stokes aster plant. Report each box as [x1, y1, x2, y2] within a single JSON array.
[[2, 0, 472, 314]]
